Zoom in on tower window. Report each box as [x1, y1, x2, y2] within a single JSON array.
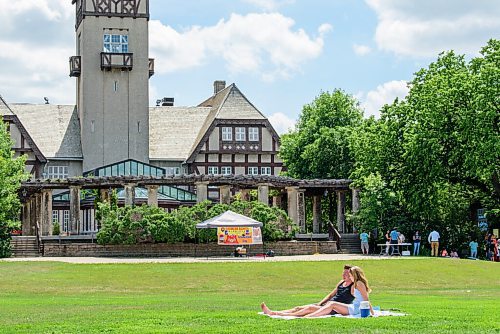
[[137, 121, 141, 133], [103, 34, 128, 53], [91, 120, 95, 133], [113, 81, 118, 91]]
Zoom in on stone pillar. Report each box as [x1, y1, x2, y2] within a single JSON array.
[[22, 201, 31, 236], [240, 189, 250, 201], [41, 189, 53, 236], [286, 186, 299, 227], [352, 188, 360, 214], [297, 189, 306, 233], [272, 194, 282, 208], [146, 185, 159, 207], [34, 193, 42, 235], [257, 183, 270, 206], [312, 195, 322, 234], [69, 186, 81, 235], [219, 185, 231, 204], [337, 191, 346, 233], [100, 189, 111, 203], [195, 181, 209, 203], [29, 197, 37, 236], [124, 184, 135, 206]]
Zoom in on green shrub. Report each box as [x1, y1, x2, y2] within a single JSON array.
[[96, 200, 297, 245], [52, 222, 60, 236]]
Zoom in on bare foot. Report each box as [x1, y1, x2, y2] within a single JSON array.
[[261, 302, 272, 315]]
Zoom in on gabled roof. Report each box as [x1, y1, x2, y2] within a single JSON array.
[[9, 104, 82, 160], [1, 96, 46, 163], [0, 95, 14, 115], [186, 83, 277, 163], [149, 106, 211, 160]]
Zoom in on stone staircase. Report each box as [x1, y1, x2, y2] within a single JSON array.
[[10, 236, 41, 257], [339, 233, 362, 254]]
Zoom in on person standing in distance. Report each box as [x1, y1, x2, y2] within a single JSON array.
[[428, 229, 440, 257], [360, 231, 370, 255], [413, 231, 421, 256]]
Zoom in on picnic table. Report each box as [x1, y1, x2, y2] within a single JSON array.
[[377, 243, 412, 256]]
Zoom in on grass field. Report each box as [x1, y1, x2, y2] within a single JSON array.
[[0, 258, 499, 333]]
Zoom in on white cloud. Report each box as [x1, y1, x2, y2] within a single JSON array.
[[268, 112, 296, 134], [150, 13, 331, 81], [353, 44, 372, 56], [0, 0, 72, 30], [366, 0, 500, 57], [242, 0, 295, 12], [359, 80, 409, 118]]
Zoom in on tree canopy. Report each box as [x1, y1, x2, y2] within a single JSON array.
[[0, 119, 28, 257]]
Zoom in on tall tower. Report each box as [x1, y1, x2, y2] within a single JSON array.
[[70, 0, 153, 172]]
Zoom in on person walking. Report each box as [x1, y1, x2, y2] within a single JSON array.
[[469, 239, 478, 259], [428, 229, 440, 257], [413, 231, 421, 256], [359, 231, 369, 255]]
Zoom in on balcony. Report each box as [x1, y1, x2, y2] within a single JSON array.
[[149, 58, 155, 78], [69, 56, 81, 77], [100, 52, 133, 71]]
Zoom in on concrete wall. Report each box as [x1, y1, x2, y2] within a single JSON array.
[[43, 241, 337, 257]]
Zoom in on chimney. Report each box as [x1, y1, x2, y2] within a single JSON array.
[[213, 80, 226, 95], [161, 97, 174, 107]]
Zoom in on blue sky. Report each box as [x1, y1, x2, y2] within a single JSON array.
[[0, 0, 498, 133]]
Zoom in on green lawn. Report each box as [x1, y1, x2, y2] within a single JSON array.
[[0, 259, 499, 333]]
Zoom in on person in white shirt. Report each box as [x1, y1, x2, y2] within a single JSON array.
[[428, 230, 440, 257]]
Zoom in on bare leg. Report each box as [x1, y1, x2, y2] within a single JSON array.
[[304, 302, 350, 318], [261, 303, 321, 316]]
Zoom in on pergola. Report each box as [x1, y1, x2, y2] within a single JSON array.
[[19, 174, 359, 238]]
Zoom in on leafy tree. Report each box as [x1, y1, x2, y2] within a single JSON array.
[[350, 39, 499, 253], [280, 89, 363, 179], [0, 119, 28, 257]]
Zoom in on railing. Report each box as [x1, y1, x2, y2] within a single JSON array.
[[329, 221, 342, 251], [35, 220, 43, 255], [148, 58, 155, 77], [100, 52, 133, 71], [69, 56, 81, 77]]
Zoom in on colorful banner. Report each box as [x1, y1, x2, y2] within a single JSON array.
[[217, 227, 262, 245]]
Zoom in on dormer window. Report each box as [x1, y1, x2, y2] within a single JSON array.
[[103, 34, 128, 53], [222, 127, 232, 141], [235, 127, 246, 141]]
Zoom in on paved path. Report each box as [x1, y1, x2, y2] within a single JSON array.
[[2, 254, 422, 264]]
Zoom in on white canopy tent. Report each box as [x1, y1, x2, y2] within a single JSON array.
[[196, 210, 263, 229]]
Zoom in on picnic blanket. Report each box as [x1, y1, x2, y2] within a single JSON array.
[[260, 310, 406, 320]]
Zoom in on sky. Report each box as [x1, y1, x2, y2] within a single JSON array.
[[0, 0, 499, 134]]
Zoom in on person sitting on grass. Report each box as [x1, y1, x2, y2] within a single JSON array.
[[261, 264, 355, 316], [303, 266, 374, 317], [261, 266, 373, 317], [441, 248, 449, 257]]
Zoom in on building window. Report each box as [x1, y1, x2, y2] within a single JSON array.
[[63, 210, 69, 232], [249, 127, 259, 141], [52, 210, 59, 224], [114, 80, 118, 92], [165, 167, 181, 175], [248, 167, 259, 175], [261, 167, 272, 175], [103, 34, 128, 53], [222, 127, 232, 141], [47, 166, 69, 179], [235, 127, 246, 141], [221, 166, 232, 175], [91, 120, 95, 133], [207, 166, 218, 175]]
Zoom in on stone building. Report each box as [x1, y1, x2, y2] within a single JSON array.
[[0, 0, 286, 235]]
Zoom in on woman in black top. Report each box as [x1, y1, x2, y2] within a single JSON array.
[[261, 265, 355, 316]]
